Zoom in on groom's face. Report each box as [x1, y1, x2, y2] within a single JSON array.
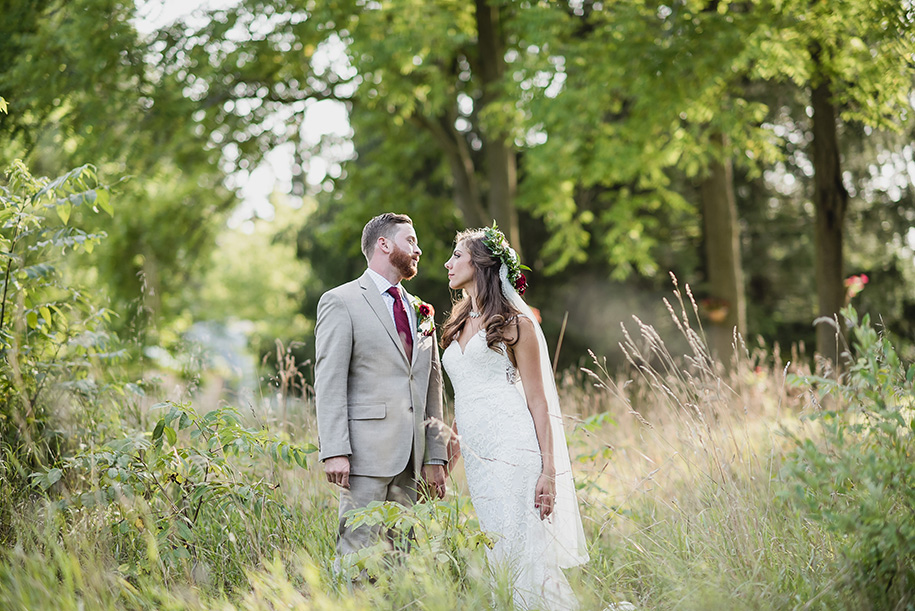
[[388, 224, 421, 280]]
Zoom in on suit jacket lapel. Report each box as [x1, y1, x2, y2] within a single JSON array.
[[358, 271, 410, 364]]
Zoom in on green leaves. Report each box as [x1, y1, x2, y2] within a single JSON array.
[[340, 496, 493, 582], [1, 159, 121, 461], [782, 306, 915, 607], [149, 401, 316, 467], [36, 399, 317, 573], [26, 164, 115, 224], [29, 467, 63, 490]]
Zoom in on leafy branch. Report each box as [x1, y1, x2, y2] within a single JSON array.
[[32, 401, 317, 569]]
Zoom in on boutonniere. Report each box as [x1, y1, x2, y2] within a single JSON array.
[[410, 297, 436, 337]]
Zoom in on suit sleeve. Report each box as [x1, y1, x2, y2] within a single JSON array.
[[314, 291, 353, 461], [423, 330, 448, 463]]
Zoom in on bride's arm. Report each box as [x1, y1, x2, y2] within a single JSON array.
[[513, 316, 556, 520], [445, 420, 461, 473]]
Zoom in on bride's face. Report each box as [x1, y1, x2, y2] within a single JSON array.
[[444, 241, 475, 291]]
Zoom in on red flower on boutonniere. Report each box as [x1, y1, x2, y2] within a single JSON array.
[[411, 297, 436, 336]]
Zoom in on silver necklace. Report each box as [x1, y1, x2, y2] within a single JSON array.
[[469, 310, 482, 318]]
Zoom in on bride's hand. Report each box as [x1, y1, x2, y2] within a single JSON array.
[[534, 472, 556, 520]]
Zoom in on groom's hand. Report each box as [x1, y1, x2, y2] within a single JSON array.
[[421, 464, 446, 499], [324, 456, 351, 488]]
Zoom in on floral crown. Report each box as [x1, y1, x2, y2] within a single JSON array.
[[481, 221, 530, 295]]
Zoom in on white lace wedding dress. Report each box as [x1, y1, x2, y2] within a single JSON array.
[[443, 328, 579, 611]]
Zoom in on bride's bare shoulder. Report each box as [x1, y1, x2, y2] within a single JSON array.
[[502, 313, 533, 345]]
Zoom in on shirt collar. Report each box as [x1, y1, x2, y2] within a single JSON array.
[[366, 268, 403, 295]]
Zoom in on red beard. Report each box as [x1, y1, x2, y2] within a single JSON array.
[[390, 244, 418, 280]]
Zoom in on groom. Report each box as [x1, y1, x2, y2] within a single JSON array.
[[314, 212, 448, 564]]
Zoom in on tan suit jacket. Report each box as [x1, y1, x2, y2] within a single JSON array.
[[314, 271, 447, 477]]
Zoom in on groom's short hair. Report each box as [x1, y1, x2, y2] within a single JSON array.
[[361, 213, 413, 261]]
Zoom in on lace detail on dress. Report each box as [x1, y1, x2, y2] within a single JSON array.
[[502, 315, 523, 385], [505, 355, 520, 385], [443, 330, 577, 611]]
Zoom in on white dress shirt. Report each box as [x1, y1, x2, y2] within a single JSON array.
[[366, 268, 416, 336]]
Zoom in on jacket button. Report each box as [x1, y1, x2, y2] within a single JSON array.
[[408, 406, 413, 412]]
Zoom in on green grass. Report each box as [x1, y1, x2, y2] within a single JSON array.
[[1, 299, 911, 610]]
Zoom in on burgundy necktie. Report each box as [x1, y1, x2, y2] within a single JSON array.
[[386, 286, 413, 361]]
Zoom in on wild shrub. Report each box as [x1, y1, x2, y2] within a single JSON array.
[[0, 159, 117, 534], [31, 401, 317, 585], [341, 496, 492, 580], [783, 307, 915, 609], [338, 497, 502, 607]]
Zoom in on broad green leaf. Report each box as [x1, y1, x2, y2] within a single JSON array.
[[47, 468, 62, 485], [57, 202, 71, 224], [39, 306, 51, 327], [152, 419, 165, 440], [175, 521, 193, 540], [96, 188, 113, 216]]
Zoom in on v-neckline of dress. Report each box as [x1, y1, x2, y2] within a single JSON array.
[[456, 328, 486, 355]]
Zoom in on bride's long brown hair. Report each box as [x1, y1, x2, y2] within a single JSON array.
[[440, 228, 520, 352]]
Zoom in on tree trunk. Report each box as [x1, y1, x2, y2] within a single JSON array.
[[484, 138, 519, 247], [413, 113, 488, 228], [699, 134, 746, 368], [475, 0, 521, 251], [810, 65, 848, 365]]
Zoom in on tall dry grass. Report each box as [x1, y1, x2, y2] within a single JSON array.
[[564, 277, 840, 610]]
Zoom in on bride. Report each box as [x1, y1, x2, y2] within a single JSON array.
[[440, 224, 589, 610]]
